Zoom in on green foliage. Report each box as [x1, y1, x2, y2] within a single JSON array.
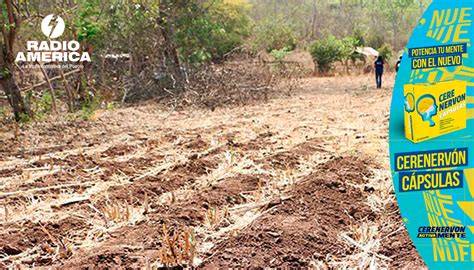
[[344, 35, 365, 63], [0, 68, 12, 79], [19, 113, 32, 123], [309, 35, 359, 73], [208, 0, 252, 58], [309, 36, 341, 73], [378, 43, 394, 61], [37, 92, 53, 114], [106, 102, 115, 111], [78, 94, 101, 120], [74, 76, 101, 120], [175, 12, 217, 64], [270, 47, 292, 61], [367, 34, 385, 50], [351, 29, 365, 47], [340, 37, 360, 62], [1, 0, 432, 120], [175, 0, 251, 64], [76, 1, 102, 45], [249, 17, 297, 53], [249, 0, 430, 51], [102, 2, 158, 63], [0, 106, 8, 120]]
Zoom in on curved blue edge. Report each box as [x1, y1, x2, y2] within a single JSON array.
[[389, 1, 474, 268]]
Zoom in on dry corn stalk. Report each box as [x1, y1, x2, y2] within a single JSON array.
[[204, 207, 229, 230], [158, 224, 196, 267], [100, 201, 131, 223], [4, 206, 8, 222], [39, 224, 74, 259], [143, 192, 149, 215], [253, 179, 264, 202]]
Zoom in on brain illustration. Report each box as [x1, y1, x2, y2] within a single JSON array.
[[417, 97, 435, 113]]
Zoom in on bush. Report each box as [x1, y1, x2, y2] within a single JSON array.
[[176, 0, 251, 64], [249, 17, 297, 53], [75, 1, 102, 45], [351, 29, 366, 47], [78, 94, 101, 120], [308, 35, 361, 73], [37, 92, 53, 114], [378, 43, 394, 61], [270, 47, 292, 61], [209, 0, 252, 58], [367, 33, 385, 50], [308, 35, 344, 73], [340, 37, 362, 62]]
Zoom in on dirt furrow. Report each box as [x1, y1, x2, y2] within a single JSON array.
[[200, 156, 376, 268], [22, 135, 329, 268], [0, 75, 426, 269]]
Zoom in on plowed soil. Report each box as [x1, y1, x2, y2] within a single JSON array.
[[0, 75, 426, 269], [202, 157, 376, 268]]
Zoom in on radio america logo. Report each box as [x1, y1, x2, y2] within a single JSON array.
[[15, 14, 91, 64], [41, 14, 65, 39]]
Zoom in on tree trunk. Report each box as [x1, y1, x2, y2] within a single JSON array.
[[158, 0, 184, 90], [1, 0, 29, 121], [0, 63, 28, 121]]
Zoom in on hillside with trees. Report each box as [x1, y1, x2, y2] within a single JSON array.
[[0, 0, 430, 121]]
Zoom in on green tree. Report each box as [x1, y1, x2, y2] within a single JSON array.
[[309, 35, 347, 73], [249, 16, 297, 53], [175, 0, 251, 64], [378, 43, 394, 62]]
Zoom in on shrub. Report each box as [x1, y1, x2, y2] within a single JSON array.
[[209, 0, 252, 57], [249, 17, 297, 53], [340, 37, 362, 62], [75, 1, 102, 45], [309, 35, 344, 73], [37, 92, 53, 114], [270, 47, 292, 61], [367, 33, 385, 50], [78, 93, 101, 120], [176, 0, 251, 64], [351, 29, 366, 47], [378, 43, 394, 61], [309, 35, 361, 73]]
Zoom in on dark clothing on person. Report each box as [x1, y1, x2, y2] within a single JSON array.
[[374, 58, 384, 88], [376, 73, 383, 88], [375, 59, 384, 74], [396, 57, 402, 72]]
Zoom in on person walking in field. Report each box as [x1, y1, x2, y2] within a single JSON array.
[[395, 55, 402, 73], [374, 55, 384, 89]]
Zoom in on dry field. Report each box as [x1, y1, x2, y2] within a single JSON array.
[[1, 74, 427, 268]]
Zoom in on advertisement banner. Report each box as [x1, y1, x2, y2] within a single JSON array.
[[390, 1, 474, 268]]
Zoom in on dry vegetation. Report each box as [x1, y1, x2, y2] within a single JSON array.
[[0, 74, 426, 268]]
